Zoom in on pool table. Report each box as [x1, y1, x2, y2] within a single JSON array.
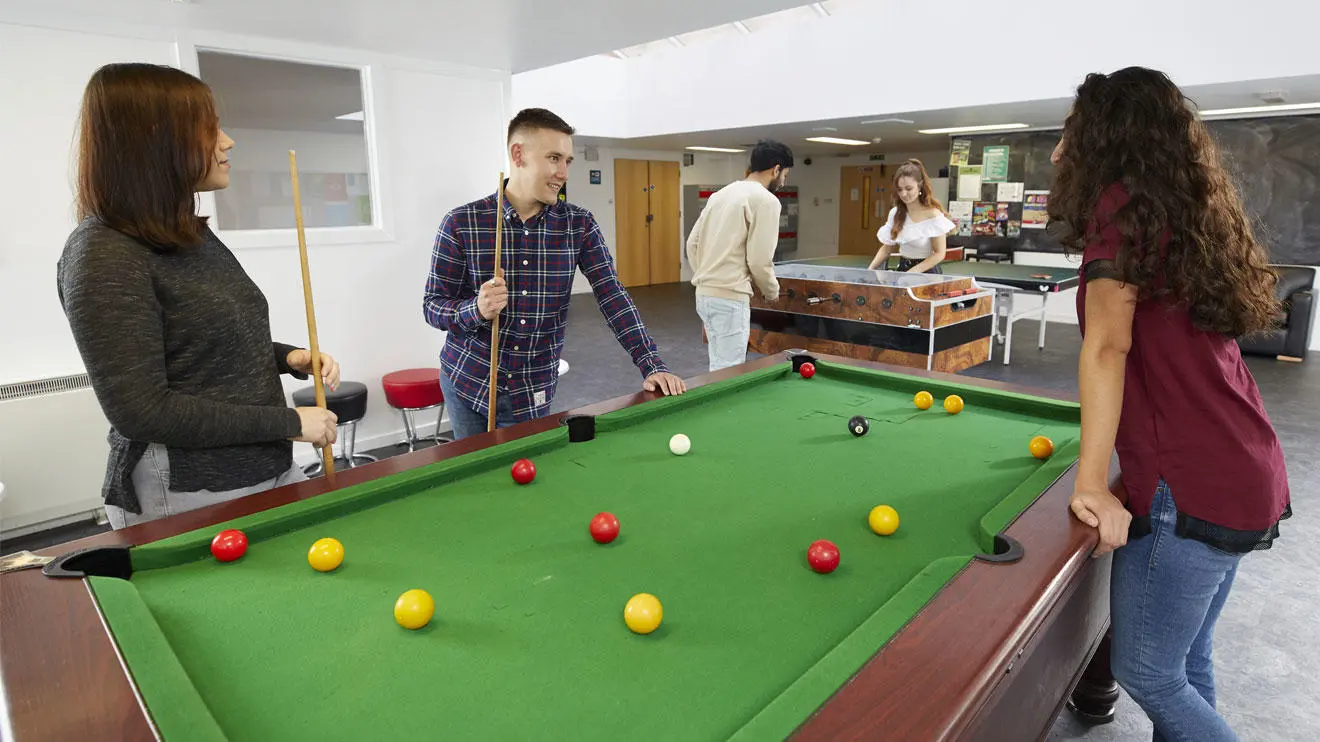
[[0, 353, 1117, 742]]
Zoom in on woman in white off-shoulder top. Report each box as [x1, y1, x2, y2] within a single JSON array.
[[867, 159, 956, 274]]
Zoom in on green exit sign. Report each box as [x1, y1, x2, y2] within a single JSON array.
[[868, 154, 885, 162]]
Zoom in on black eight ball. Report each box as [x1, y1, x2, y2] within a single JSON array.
[[848, 415, 869, 437]]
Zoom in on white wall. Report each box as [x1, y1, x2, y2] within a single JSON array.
[[0, 22, 179, 385], [515, 0, 1320, 141], [0, 13, 511, 472]]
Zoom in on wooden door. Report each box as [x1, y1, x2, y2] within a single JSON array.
[[614, 159, 651, 287], [648, 161, 681, 284], [838, 165, 888, 256]]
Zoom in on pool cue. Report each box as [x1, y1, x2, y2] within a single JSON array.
[[288, 150, 336, 477], [487, 172, 505, 433]]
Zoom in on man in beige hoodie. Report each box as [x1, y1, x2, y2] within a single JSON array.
[[685, 140, 794, 371]]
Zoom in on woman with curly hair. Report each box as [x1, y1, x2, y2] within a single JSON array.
[[1049, 66, 1290, 741]]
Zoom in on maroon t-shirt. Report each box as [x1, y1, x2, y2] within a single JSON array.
[[1077, 184, 1290, 533]]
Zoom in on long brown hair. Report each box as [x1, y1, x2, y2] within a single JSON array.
[[890, 159, 946, 240], [1048, 67, 1278, 336], [77, 63, 219, 249]]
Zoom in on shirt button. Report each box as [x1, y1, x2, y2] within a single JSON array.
[[514, 345, 520, 351], [520, 319, 526, 325], [523, 230, 529, 236], [522, 260, 529, 266], [522, 290, 528, 296]]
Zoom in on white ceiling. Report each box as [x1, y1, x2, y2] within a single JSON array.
[[578, 74, 1320, 158], [14, 0, 809, 72]]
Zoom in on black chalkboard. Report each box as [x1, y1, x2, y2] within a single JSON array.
[[944, 115, 1320, 266]]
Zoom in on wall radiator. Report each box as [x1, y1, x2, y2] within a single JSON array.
[[0, 373, 107, 539]]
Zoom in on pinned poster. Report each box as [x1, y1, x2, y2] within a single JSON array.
[[957, 165, 983, 200], [950, 139, 971, 166], [971, 202, 997, 235], [1022, 191, 1049, 229], [982, 146, 1010, 182], [997, 182, 1024, 202], [949, 200, 974, 237]]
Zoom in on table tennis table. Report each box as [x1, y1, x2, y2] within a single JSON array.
[[781, 255, 1081, 365]]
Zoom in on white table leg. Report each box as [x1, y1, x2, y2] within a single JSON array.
[[1037, 292, 1050, 349]]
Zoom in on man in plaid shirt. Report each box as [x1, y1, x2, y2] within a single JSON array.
[[424, 109, 687, 440]]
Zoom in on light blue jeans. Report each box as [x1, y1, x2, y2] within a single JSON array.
[[696, 294, 751, 372], [1111, 481, 1242, 742], [106, 443, 306, 529]]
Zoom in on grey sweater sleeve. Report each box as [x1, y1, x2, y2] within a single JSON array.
[[58, 233, 302, 448], [273, 341, 309, 379]]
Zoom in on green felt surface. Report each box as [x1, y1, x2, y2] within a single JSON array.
[[93, 362, 1080, 742]]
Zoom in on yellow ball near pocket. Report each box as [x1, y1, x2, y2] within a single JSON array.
[[1029, 435, 1055, 460], [913, 391, 934, 410], [624, 593, 663, 635], [307, 537, 344, 572], [868, 505, 900, 536], [394, 589, 435, 630]]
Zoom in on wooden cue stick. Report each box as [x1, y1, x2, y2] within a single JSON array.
[[288, 150, 335, 476], [487, 172, 505, 433]]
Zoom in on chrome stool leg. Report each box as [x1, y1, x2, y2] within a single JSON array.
[[343, 419, 377, 468], [400, 409, 419, 451]]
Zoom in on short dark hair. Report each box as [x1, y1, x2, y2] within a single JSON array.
[[77, 63, 218, 249], [749, 140, 794, 173], [507, 108, 575, 142]]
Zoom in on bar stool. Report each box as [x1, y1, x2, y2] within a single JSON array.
[[381, 368, 451, 451], [292, 381, 376, 474]]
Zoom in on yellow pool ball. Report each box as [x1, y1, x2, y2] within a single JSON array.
[[394, 589, 435, 630], [944, 395, 965, 415], [307, 537, 344, 572], [1029, 435, 1055, 460], [913, 391, 934, 410], [868, 505, 900, 536], [624, 593, 663, 635]]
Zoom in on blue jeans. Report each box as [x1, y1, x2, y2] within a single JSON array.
[[106, 444, 306, 529], [1111, 481, 1241, 742], [695, 294, 750, 372], [438, 368, 520, 441]]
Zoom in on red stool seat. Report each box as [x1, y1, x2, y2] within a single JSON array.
[[382, 368, 444, 409]]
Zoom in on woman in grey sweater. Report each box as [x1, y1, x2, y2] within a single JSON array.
[[57, 63, 341, 528]]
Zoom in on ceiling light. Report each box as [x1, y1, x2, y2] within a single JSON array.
[[612, 50, 628, 60], [733, 21, 751, 34], [860, 118, 914, 125], [668, 37, 684, 48], [917, 123, 1029, 135], [806, 136, 869, 146], [811, 126, 838, 132], [686, 146, 745, 153], [1199, 102, 1320, 116], [811, 2, 830, 17], [335, 111, 364, 122]]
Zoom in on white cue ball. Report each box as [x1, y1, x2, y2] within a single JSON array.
[[669, 433, 691, 456]]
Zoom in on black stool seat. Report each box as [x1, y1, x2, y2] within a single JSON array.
[[292, 381, 368, 423]]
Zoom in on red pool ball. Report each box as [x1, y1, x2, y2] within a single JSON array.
[[807, 539, 839, 573], [589, 512, 620, 544], [511, 458, 537, 485], [210, 529, 248, 562], [799, 362, 816, 379]]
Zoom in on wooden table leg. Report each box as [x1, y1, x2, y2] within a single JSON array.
[[1068, 629, 1119, 725]]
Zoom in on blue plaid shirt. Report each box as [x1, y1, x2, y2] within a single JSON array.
[[423, 191, 669, 421]]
